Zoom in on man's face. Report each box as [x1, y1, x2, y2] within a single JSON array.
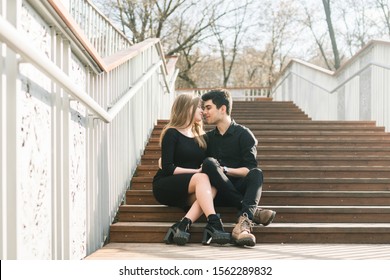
[[202, 100, 222, 125]]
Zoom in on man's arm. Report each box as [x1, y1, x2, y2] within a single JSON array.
[[224, 128, 257, 177], [223, 166, 249, 178]]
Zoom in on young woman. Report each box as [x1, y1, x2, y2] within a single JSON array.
[[152, 94, 230, 246]]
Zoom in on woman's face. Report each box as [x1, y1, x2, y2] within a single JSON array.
[[193, 103, 203, 123]]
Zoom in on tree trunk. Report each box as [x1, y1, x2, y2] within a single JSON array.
[[322, 0, 341, 69]]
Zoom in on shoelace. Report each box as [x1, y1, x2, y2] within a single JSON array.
[[240, 213, 255, 232]]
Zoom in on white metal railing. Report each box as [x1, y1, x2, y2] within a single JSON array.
[[0, 0, 175, 260], [177, 87, 271, 100], [272, 39, 390, 133], [0, 16, 111, 121], [0, 16, 173, 123], [65, 0, 132, 57]]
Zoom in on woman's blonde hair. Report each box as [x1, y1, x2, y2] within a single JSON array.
[[160, 94, 206, 149]]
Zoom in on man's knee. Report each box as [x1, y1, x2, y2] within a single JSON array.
[[248, 168, 264, 183], [202, 157, 220, 172]]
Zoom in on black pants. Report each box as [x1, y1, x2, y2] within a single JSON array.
[[202, 157, 263, 220]]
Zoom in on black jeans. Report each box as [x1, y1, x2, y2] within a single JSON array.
[[202, 157, 263, 220]]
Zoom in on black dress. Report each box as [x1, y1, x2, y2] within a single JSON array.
[[153, 128, 206, 209]]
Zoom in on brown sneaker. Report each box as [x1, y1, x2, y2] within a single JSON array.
[[232, 213, 256, 247], [253, 208, 276, 226]]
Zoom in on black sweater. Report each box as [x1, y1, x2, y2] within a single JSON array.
[[154, 128, 206, 180]]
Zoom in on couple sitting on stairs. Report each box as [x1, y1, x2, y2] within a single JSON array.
[[152, 89, 276, 247]]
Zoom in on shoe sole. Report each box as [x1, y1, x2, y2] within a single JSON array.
[[173, 237, 189, 246], [262, 211, 276, 226], [254, 210, 276, 226], [173, 232, 190, 246], [234, 237, 256, 247]]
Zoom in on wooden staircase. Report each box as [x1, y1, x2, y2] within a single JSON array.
[[109, 99, 390, 244]]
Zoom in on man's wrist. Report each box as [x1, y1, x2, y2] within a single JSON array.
[[223, 166, 229, 174]]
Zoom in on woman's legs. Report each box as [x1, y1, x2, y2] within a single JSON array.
[[165, 173, 230, 245], [185, 173, 217, 222], [187, 173, 231, 245]]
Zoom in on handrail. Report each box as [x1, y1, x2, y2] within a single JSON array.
[[272, 60, 390, 95], [0, 15, 111, 122], [107, 60, 163, 117], [0, 15, 170, 123], [48, 0, 174, 93], [48, 0, 132, 59]]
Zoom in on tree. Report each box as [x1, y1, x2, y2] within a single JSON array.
[[376, 0, 390, 37], [96, 0, 246, 87], [94, 0, 390, 88], [254, 0, 301, 87], [209, 0, 253, 87], [301, 3, 334, 70], [322, 0, 341, 69]]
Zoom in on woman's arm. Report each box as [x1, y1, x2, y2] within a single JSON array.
[[160, 128, 201, 175]]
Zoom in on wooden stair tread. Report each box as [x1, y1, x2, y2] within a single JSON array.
[[137, 165, 390, 171], [131, 176, 390, 183], [119, 204, 390, 213], [111, 221, 390, 229], [145, 145, 390, 151]]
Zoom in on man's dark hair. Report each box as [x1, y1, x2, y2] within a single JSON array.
[[201, 88, 232, 115]]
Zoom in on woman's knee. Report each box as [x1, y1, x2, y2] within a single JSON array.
[[192, 172, 210, 183]]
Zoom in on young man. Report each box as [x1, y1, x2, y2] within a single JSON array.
[[201, 89, 276, 247]]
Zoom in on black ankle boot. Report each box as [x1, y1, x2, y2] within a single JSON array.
[[202, 214, 231, 245], [163, 217, 192, 246]]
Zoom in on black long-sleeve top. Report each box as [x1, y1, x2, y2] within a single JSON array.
[[154, 128, 206, 180], [205, 120, 258, 169]]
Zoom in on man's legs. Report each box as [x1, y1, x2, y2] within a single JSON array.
[[201, 157, 242, 208], [234, 168, 263, 219], [232, 168, 276, 247], [202, 158, 275, 247], [235, 168, 276, 226]]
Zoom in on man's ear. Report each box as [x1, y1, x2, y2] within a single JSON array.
[[220, 104, 227, 114]]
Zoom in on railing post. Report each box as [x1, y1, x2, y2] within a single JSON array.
[[1, 0, 19, 260]]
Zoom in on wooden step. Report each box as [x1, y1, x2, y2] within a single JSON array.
[[118, 205, 390, 223], [131, 177, 390, 191], [109, 222, 390, 244], [153, 122, 386, 131], [125, 190, 390, 206], [141, 154, 390, 166], [147, 133, 390, 142], [151, 129, 390, 138], [135, 165, 390, 178], [146, 138, 390, 147], [143, 145, 390, 156], [232, 115, 311, 120]]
